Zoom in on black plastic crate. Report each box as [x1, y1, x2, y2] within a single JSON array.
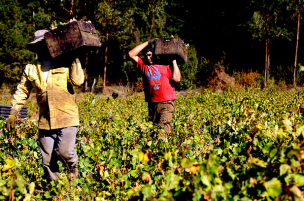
[[0, 104, 28, 120]]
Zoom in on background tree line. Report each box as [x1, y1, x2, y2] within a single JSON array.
[[1, 0, 304, 93]]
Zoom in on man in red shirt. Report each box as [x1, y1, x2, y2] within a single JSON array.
[[129, 39, 181, 140]]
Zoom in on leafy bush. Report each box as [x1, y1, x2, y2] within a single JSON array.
[[176, 46, 199, 90]]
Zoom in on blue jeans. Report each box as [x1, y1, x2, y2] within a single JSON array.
[[39, 127, 78, 180]]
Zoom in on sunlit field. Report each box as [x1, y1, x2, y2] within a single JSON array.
[[1, 88, 304, 200]]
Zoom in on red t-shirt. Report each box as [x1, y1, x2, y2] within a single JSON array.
[[137, 57, 176, 102]]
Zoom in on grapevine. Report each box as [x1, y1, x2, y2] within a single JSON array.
[[1, 88, 304, 200]]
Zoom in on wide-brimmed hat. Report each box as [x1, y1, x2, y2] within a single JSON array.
[[27, 29, 49, 51]]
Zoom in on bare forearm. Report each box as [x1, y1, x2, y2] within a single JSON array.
[[171, 60, 181, 82]]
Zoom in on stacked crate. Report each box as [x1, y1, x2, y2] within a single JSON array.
[[44, 20, 101, 58], [154, 37, 188, 65]]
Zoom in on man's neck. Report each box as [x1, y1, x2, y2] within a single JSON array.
[[40, 60, 51, 72]]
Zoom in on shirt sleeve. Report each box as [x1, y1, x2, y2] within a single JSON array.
[[137, 57, 144, 72], [69, 58, 84, 86], [11, 67, 33, 115], [168, 65, 173, 79]]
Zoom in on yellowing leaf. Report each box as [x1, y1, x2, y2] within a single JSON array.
[[3, 157, 17, 171], [143, 153, 150, 163], [202, 174, 211, 188], [28, 182, 35, 194], [290, 185, 302, 198], [250, 177, 257, 188], [99, 166, 105, 177], [299, 149, 304, 160], [138, 151, 144, 161], [295, 174, 304, 186], [142, 172, 151, 183], [249, 157, 267, 168], [165, 152, 171, 160], [24, 194, 31, 201], [282, 118, 292, 133], [139, 151, 151, 163], [103, 170, 109, 178], [181, 158, 191, 168], [264, 178, 282, 198], [167, 174, 180, 190], [186, 165, 199, 174], [299, 63, 304, 72], [185, 162, 200, 174], [279, 164, 290, 176]]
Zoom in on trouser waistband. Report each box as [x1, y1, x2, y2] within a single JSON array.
[[151, 100, 175, 107]]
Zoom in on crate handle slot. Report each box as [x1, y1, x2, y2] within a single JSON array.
[[163, 38, 172, 42]]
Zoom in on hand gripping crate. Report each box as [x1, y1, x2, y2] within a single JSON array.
[[0, 104, 28, 120], [44, 21, 101, 58], [154, 37, 188, 64]]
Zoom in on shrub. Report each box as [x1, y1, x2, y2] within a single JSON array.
[[233, 70, 261, 88], [176, 46, 199, 90], [206, 65, 235, 92]]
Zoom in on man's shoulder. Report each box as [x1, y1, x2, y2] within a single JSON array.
[[137, 57, 143, 64], [23, 60, 39, 75], [25, 60, 38, 68], [154, 64, 169, 67], [29, 59, 39, 65]]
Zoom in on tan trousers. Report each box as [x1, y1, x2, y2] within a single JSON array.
[[148, 101, 175, 138]]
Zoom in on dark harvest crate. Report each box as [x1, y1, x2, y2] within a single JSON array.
[[44, 21, 101, 58], [0, 104, 28, 120], [154, 37, 188, 64]]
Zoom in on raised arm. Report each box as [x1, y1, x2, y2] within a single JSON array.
[[129, 38, 158, 62], [128, 41, 149, 63], [171, 60, 181, 83]]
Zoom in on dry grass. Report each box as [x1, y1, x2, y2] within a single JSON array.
[[234, 70, 261, 89], [0, 86, 11, 98], [207, 65, 235, 92]]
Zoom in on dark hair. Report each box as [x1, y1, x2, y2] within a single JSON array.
[[142, 44, 154, 54]]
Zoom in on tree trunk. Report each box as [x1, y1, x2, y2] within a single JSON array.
[[84, 69, 88, 92], [264, 38, 268, 87], [149, 1, 156, 40], [133, 31, 140, 45], [32, 7, 35, 27], [91, 78, 96, 93], [84, 52, 89, 92], [267, 54, 270, 75], [294, 9, 301, 87], [103, 32, 109, 93], [70, 0, 74, 17]]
